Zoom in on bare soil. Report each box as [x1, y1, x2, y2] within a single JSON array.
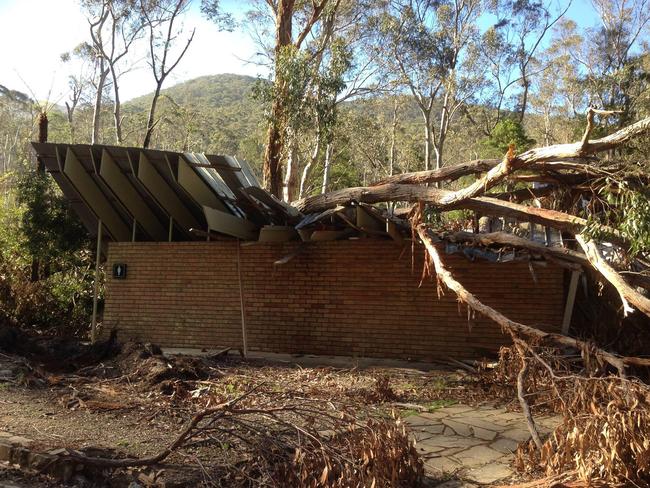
[[0, 332, 499, 486]]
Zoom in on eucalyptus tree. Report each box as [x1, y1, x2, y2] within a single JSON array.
[[141, 0, 195, 149], [552, 0, 650, 128], [60, 44, 95, 142], [467, 0, 570, 138], [372, 0, 486, 172], [82, 0, 147, 144], [256, 0, 336, 198]]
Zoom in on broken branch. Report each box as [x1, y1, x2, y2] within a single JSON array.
[[416, 225, 650, 373], [575, 234, 650, 318]]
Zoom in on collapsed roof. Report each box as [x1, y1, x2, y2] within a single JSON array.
[[32, 142, 563, 262]]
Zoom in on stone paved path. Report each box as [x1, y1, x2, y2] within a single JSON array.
[[405, 405, 560, 485]]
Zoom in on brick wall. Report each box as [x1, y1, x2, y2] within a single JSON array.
[[103, 240, 566, 360]]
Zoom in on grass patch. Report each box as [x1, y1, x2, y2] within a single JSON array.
[[426, 399, 456, 412], [399, 409, 420, 418]]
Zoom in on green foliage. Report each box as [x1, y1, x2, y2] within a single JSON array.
[[0, 172, 94, 334], [584, 181, 650, 257], [17, 171, 89, 262], [483, 118, 535, 155]]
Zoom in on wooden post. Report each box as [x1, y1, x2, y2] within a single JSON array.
[[168, 216, 173, 242], [237, 239, 248, 357], [91, 219, 103, 344], [561, 270, 581, 335]]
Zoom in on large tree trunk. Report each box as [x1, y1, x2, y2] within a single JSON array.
[[434, 91, 451, 172], [421, 110, 432, 171], [263, 0, 295, 198], [389, 98, 398, 177], [416, 226, 650, 373], [92, 65, 109, 145], [576, 235, 650, 318], [143, 83, 163, 149], [110, 64, 123, 144], [282, 135, 298, 202], [321, 142, 332, 194], [299, 130, 320, 198], [295, 181, 626, 246]]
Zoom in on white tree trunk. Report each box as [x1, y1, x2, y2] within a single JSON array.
[[282, 136, 298, 202], [92, 64, 109, 145], [321, 142, 332, 194], [299, 131, 320, 199]]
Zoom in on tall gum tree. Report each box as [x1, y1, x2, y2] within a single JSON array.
[[372, 0, 485, 172], [262, 0, 331, 198]]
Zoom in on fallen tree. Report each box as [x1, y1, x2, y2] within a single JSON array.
[[576, 234, 650, 318], [297, 111, 650, 324], [416, 225, 650, 373], [295, 182, 626, 245]]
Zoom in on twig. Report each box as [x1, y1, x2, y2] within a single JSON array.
[[514, 347, 543, 450]]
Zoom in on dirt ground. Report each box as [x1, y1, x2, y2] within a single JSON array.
[[0, 333, 509, 487]]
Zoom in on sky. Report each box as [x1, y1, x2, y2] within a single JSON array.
[[0, 0, 264, 103], [0, 0, 599, 104]]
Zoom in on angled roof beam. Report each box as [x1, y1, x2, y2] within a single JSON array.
[[99, 149, 168, 241], [203, 205, 258, 241], [176, 155, 230, 212], [61, 147, 131, 242], [136, 152, 201, 234]]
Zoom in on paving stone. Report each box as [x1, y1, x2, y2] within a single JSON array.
[[418, 445, 446, 455], [471, 426, 497, 441], [418, 435, 482, 450], [443, 426, 455, 435], [490, 437, 520, 454], [404, 415, 434, 427], [502, 428, 532, 442], [442, 419, 472, 437], [488, 411, 525, 422], [437, 446, 470, 457], [418, 423, 445, 435], [477, 406, 507, 415], [421, 411, 450, 420], [450, 415, 508, 432], [437, 406, 475, 415], [452, 445, 505, 467], [434, 480, 478, 488], [424, 455, 463, 474], [465, 462, 513, 483], [413, 429, 441, 443]]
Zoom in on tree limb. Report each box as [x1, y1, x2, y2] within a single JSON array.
[[416, 225, 650, 373], [575, 235, 650, 318]]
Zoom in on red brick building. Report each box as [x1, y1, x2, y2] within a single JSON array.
[[103, 240, 565, 360], [33, 143, 568, 361]]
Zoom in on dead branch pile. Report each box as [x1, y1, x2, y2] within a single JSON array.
[[487, 345, 650, 486], [2, 338, 430, 486], [64, 383, 423, 487]]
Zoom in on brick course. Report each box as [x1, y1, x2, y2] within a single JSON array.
[[103, 239, 565, 360]]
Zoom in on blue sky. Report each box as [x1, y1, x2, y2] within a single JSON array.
[[0, 0, 601, 103]]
